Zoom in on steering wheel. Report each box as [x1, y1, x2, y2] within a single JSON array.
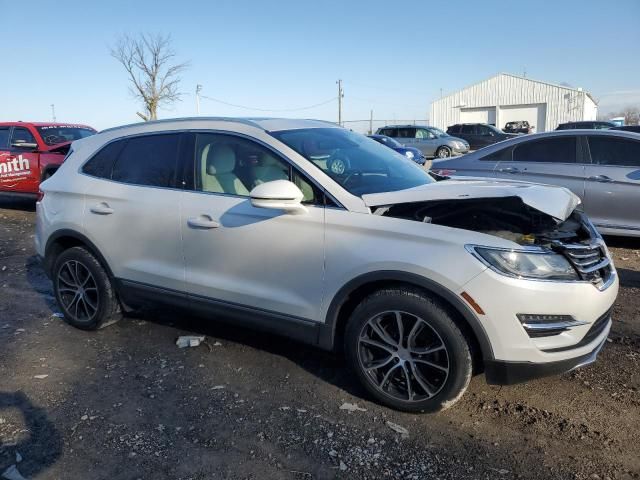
[[329, 156, 349, 175], [342, 170, 363, 189], [44, 135, 61, 145]]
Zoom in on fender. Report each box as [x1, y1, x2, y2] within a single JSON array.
[[318, 270, 494, 360]]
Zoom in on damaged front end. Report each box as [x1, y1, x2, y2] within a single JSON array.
[[375, 196, 614, 289]]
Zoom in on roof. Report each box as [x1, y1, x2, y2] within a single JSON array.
[[435, 72, 598, 105], [0, 121, 94, 129], [99, 117, 338, 134]]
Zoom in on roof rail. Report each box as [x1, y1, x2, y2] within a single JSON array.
[[99, 116, 266, 134]]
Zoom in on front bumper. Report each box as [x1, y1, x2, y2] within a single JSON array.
[[452, 145, 469, 155], [484, 327, 609, 385]]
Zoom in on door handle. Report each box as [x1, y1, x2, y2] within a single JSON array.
[[187, 215, 220, 229], [89, 202, 114, 215], [499, 167, 520, 174], [588, 175, 614, 183]]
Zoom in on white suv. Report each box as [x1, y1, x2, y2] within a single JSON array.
[[35, 118, 618, 412]]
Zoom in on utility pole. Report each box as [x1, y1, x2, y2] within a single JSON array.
[[196, 84, 202, 115], [50, 104, 56, 122], [440, 88, 443, 99], [336, 79, 344, 126], [369, 110, 373, 135]]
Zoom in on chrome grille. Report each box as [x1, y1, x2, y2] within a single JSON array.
[[555, 241, 612, 286]]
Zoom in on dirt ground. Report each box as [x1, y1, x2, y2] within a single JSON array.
[[1, 198, 638, 480]]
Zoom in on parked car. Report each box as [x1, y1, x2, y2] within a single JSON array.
[[0, 122, 96, 199], [367, 134, 428, 166], [503, 120, 533, 134], [556, 121, 616, 130], [446, 123, 517, 150], [611, 125, 640, 134], [375, 125, 469, 159], [433, 130, 640, 237], [37, 118, 617, 412]]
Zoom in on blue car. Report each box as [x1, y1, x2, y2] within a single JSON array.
[[368, 134, 427, 165]]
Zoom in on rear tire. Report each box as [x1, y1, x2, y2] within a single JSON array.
[[344, 288, 472, 413], [52, 246, 121, 330]]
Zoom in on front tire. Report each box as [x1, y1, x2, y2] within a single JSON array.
[[344, 288, 472, 413], [435, 146, 452, 159], [52, 246, 121, 330]]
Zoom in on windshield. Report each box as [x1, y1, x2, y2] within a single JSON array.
[[429, 127, 448, 137], [271, 128, 435, 196], [36, 125, 96, 146]]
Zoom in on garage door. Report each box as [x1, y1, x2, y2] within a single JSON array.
[[460, 107, 496, 125], [500, 104, 547, 132]]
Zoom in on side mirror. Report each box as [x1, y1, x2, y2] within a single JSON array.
[[12, 142, 38, 150], [250, 180, 307, 215]]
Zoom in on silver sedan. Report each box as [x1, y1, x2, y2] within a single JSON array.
[[432, 129, 640, 237]]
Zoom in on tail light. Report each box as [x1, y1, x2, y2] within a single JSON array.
[[37, 189, 45, 202], [433, 169, 457, 176]]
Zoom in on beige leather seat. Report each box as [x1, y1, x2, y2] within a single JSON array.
[[201, 144, 249, 195], [252, 153, 288, 186], [253, 152, 315, 203]]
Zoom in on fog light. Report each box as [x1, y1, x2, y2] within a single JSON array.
[[517, 314, 587, 338]]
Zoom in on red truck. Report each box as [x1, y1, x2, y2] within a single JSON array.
[[0, 122, 96, 199]]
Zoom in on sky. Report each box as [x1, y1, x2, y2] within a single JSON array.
[[1, 0, 639, 131]]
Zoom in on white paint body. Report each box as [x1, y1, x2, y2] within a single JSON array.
[[36, 118, 617, 368]]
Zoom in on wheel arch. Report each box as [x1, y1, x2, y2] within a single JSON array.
[[44, 229, 114, 279], [319, 271, 494, 366]]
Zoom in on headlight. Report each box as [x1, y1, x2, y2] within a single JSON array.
[[404, 151, 414, 159], [467, 246, 578, 281]]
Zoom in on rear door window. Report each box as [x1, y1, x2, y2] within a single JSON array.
[[0, 128, 9, 148], [396, 127, 415, 138], [82, 140, 127, 179], [381, 128, 398, 137], [112, 134, 181, 187], [481, 147, 512, 162], [512, 137, 577, 163], [588, 136, 640, 167]]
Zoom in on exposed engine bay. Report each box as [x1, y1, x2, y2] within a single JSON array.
[[375, 196, 592, 247]]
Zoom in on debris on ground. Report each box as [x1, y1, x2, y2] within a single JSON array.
[[386, 421, 409, 437], [339, 402, 367, 412], [175, 335, 205, 348], [51, 312, 64, 318], [1, 465, 27, 480], [33, 374, 48, 379]]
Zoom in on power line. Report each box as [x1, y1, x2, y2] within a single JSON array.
[[199, 94, 337, 112]]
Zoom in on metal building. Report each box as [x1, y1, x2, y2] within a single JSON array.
[[430, 73, 598, 133]]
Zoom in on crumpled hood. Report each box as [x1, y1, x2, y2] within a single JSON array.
[[362, 179, 581, 221]]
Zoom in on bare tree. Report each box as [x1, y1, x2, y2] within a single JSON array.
[[111, 33, 189, 121], [599, 105, 640, 125]]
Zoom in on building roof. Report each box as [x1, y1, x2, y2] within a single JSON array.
[[436, 72, 597, 105]]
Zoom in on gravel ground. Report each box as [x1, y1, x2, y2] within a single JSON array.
[[0, 198, 638, 480]]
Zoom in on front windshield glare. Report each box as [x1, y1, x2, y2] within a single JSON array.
[[430, 127, 448, 137], [271, 128, 434, 196]]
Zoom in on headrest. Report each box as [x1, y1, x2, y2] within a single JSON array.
[[261, 153, 283, 168], [206, 145, 236, 175]]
